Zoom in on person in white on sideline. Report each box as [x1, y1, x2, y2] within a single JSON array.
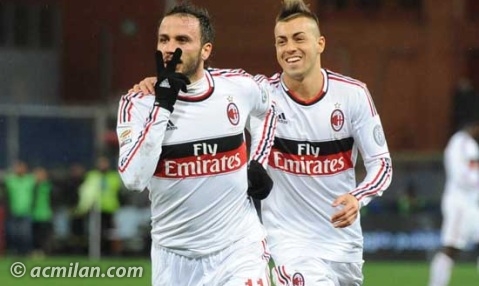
[[129, 1, 392, 285], [116, 3, 277, 286], [428, 121, 479, 286]]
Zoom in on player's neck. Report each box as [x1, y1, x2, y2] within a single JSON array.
[[283, 68, 324, 101], [188, 68, 206, 85]]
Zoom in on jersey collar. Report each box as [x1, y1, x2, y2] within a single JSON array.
[[280, 68, 328, 106], [178, 70, 215, 102]]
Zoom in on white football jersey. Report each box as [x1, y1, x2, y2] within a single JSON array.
[[258, 69, 393, 263], [440, 130, 479, 249], [443, 130, 479, 202], [117, 69, 277, 258]]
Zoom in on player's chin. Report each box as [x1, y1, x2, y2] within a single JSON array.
[[283, 69, 304, 80]]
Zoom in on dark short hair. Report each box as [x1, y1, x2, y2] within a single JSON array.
[[276, 0, 320, 28], [164, 1, 215, 45]]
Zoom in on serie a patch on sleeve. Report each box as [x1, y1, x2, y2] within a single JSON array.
[[119, 128, 133, 147]]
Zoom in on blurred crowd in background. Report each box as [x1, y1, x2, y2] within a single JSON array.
[[0, 155, 151, 258]]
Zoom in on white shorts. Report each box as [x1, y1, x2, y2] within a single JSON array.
[[272, 254, 363, 286], [441, 195, 479, 249], [151, 238, 271, 286]]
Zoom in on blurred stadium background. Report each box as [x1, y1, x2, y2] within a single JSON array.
[[1, 0, 479, 285]]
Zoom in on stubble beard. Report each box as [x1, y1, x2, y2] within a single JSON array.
[[181, 51, 203, 80]]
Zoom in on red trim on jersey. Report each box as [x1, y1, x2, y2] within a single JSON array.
[[274, 266, 289, 285], [286, 88, 326, 105], [351, 158, 392, 200], [280, 69, 327, 106], [118, 106, 162, 173], [252, 103, 278, 165], [178, 71, 214, 102], [351, 158, 388, 196], [261, 239, 271, 261], [280, 265, 291, 281], [208, 68, 250, 77], [328, 71, 377, 116], [118, 96, 127, 123], [119, 92, 142, 124]]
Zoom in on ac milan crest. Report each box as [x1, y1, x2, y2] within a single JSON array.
[[227, 103, 240, 126], [330, 108, 344, 131], [292, 272, 305, 286]]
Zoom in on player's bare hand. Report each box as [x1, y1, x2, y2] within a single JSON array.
[[128, 77, 157, 94], [331, 194, 359, 228]]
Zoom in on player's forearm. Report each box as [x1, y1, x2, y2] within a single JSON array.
[[248, 102, 278, 166], [117, 106, 170, 191], [350, 157, 393, 207]]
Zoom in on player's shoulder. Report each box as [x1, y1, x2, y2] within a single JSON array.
[[208, 67, 253, 79], [326, 69, 368, 90], [253, 72, 281, 87], [207, 67, 261, 91], [119, 91, 155, 107]]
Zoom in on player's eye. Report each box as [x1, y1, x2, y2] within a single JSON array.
[[177, 36, 189, 43]]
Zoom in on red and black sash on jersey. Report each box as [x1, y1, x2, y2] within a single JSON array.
[[154, 133, 247, 178], [268, 137, 354, 175]]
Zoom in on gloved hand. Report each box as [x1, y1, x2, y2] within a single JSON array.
[[247, 160, 273, 200], [154, 48, 190, 112]]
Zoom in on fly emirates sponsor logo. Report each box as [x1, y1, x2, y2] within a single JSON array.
[[270, 143, 353, 175], [157, 143, 247, 178]]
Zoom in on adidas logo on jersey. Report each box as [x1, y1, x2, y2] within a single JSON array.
[[166, 120, 177, 131], [278, 112, 288, 124]]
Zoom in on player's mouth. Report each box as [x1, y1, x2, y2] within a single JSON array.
[[284, 56, 302, 65]]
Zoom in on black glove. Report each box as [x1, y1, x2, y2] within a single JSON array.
[[247, 160, 273, 200], [154, 48, 190, 112]]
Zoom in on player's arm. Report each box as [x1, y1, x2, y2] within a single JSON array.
[[248, 75, 278, 165], [452, 138, 479, 189], [348, 85, 393, 207], [118, 49, 189, 192], [331, 85, 392, 228], [245, 76, 278, 199], [117, 92, 170, 192]]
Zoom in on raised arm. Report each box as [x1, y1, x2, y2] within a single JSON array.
[[117, 48, 189, 191]]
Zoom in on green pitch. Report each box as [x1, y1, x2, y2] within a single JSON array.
[[363, 261, 478, 286], [0, 256, 477, 285]]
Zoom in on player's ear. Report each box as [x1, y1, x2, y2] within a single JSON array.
[[317, 36, 325, 54], [201, 43, 213, 61]]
